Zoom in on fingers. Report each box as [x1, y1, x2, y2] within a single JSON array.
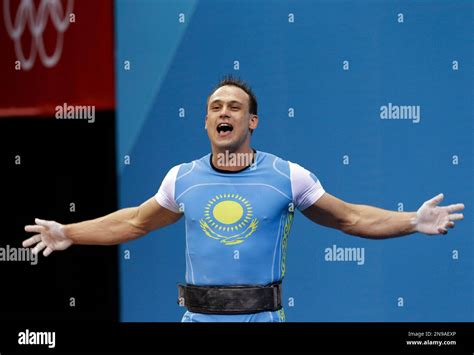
[[43, 247, 54, 257], [447, 204, 465, 213], [438, 221, 456, 235], [22, 234, 42, 247], [449, 213, 464, 221], [438, 227, 448, 235], [24, 225, 46, 234], [427, 193, 444, 206], [32, 241, 46, 255], [24, 219, 53, 233], [23, 219, 59, 258], [35, 218, 52, 227]]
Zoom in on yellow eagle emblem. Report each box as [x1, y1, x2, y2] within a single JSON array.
[[199, 193, 258, 245]]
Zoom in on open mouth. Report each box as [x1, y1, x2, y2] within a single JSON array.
[[216, 123, 234, 136]]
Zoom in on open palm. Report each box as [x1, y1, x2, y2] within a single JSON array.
[[23, 218, 72, 257], [415, 194, 464, 235]]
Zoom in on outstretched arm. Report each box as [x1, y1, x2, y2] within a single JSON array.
[[302, 193, 464, 239], [23, 197, 182, 256]]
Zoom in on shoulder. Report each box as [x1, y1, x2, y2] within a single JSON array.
[[256, 151, 318, 179], [256, 151, 292, 178], [170, 153, 211, 179]]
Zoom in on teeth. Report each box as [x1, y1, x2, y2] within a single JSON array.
[[217, 123, 233, 133]]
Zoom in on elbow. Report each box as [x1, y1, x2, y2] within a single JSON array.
[[129, 222, 149, 239], [127, 208, 150, 239], [341, 203, 362, 237]]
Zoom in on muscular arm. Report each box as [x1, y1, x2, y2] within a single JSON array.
[[24, 198, 183, 255], [64, 197, 182, 245], [302, 193, 463, 239]]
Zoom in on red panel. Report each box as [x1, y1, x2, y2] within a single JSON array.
[[0, 0, 115, 117]]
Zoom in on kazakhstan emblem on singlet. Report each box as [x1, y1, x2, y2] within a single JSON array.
[[199, 193, 258, 245]]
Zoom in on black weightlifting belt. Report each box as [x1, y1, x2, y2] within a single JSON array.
[[177, 282, 282, 314]]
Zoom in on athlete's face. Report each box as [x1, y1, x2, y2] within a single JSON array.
[[205, 85, 258, 152]]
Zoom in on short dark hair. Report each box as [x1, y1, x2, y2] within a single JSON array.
[[207, 76, 258, 115]]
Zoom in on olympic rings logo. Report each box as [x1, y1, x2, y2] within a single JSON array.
[[3, 0, 74, 70]]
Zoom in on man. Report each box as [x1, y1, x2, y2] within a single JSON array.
[[23, 77, 465, 322]]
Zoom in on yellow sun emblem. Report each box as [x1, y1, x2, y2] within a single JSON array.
[[199, 193, 258, 245]]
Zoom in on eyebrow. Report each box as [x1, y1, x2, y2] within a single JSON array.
[[209, 100, 243, 106]]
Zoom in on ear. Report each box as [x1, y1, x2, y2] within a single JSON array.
[[205, 115, 208, 130], [249, 114, 258, 131]]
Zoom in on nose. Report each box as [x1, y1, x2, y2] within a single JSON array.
[[219, 105, 231, 118]]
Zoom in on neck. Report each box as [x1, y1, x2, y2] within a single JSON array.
[[211, 144, 255, 172]]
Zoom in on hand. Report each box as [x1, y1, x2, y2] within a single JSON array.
[[23, 218, 73, 257], [414, 194, 465, 235]]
